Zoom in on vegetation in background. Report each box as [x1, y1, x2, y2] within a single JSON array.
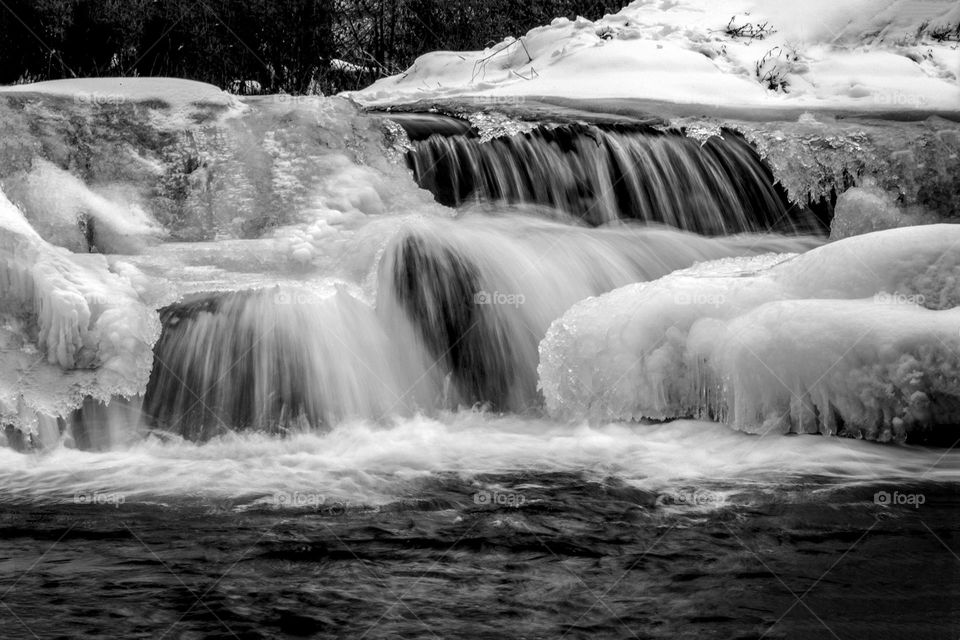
[[0, 0, 623, 94]]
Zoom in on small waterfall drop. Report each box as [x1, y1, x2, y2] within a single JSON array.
[[378, 214, 821, 413], [406, 124, 821, 234], [142, 288, 426, 440]]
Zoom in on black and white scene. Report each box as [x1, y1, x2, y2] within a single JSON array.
[[0, 0, 959, 637]]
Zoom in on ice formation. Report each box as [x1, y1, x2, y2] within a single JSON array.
[[733, 116, 960, 214], [0, 188, 160, 436], [539, 225, 960, 441], [830, 184, 936, 239], [4, 159, 165, 253]]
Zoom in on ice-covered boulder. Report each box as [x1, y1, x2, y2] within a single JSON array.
[[539, 224, 960, 441], [0, 77, 240, 115], [830, 185, 935, 240], [0, 188, 160, 437]]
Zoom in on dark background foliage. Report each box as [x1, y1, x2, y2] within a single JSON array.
[[0, 0, 622, 94]]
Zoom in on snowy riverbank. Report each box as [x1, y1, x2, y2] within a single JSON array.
[[348, 0, 960, 115]]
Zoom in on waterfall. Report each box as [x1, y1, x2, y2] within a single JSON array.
[[0, 93, 830, 446], [377, 215, 820, 414], [132, 216, 821, 440], [406, 124, 823, 234], [142, 288, 425, 440]]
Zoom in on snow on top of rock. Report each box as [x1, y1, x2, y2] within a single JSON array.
[[0, 78, 245, 128], [0, 77, 236, 106], [348, 0, 960, 112]]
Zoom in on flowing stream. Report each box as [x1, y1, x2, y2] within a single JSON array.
[[0, 89, 957, 639]]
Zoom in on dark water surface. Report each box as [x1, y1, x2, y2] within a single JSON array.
[[1, 475, 957, 640]]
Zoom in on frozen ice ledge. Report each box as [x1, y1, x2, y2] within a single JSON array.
[[0, 188, 159, 438], [539, 225, 960, 444]]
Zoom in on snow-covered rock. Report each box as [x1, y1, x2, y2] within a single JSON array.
[[0, 77, 240, 113], [348, 0, 960, 114], [539, 224, 960, 441]]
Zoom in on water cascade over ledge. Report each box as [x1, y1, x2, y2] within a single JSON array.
[[406, 124, 825, 234], [2, 86, 955, 450]]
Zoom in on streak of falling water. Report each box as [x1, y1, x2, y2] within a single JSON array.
[[407, 125, 818, 234]]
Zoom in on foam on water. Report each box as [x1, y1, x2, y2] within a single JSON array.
[[0, 412, 955, 508]]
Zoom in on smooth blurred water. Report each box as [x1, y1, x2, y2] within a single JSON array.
[[0, 415, 958, 639]]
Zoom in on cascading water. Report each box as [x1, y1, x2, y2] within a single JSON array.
[[406, 123, 824, 234], [135, 215, 819, 438], [143, 288, 423, 440], [0, 81, 958, 639], [377, 214, 820, 412]]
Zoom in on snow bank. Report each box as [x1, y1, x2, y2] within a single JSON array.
[[0, 188, 160, 434], [349, 0, 960, 113], [539, 224, 960, 441]]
